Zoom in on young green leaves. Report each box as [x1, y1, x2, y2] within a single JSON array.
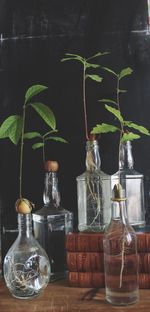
[[0, 84, 52, 145], [91, 67, 150, 141], [0, 84, 66, 148], [0, 115, 23, 145], [0, 84, 67, 198], [61, 52, 109, 140]]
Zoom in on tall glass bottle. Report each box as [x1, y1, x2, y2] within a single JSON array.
[[76, 137, 111, 232], [103, 183, 139, 305], [111, 141, 145, 229], [32, 160, 73, 281], [3, 212, 50, 299]]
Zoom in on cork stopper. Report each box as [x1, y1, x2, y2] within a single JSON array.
[[112, 183, 126, 202], [89, 133, 96, 141], [44, 160, 59, 172], [15, 198, 35, 214]]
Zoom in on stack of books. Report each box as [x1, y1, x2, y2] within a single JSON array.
[[66, 232, 150, 288]]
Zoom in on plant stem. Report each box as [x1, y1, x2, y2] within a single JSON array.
[[83, 60, 89, 141], [19, 103, 26, 198], [42, 138, 45, 165], [116, 76, 124, 184]]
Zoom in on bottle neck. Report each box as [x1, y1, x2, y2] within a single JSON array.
[[111, 200, 128, 224], [18, 213, 33, 237], [86, 140, 101, 171], [43, 171, 60, 207], [119, 141, 134, 170]]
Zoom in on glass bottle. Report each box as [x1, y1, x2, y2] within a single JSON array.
[[76, 137, 111, 232], [0, 245, 2, 278], [32, 160, 73, 282], [111, 141, 145, 229], [103, 183, 139, 306], [0, 202, 2, 278], [3, 212, 50, 299]]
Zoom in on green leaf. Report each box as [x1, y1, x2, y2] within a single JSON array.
[[121, 132, 140, 142], [24, 132, 42, 139], [87, 51, 110, 61], [98, 99, 117, 105], [91, 123, 119, 134], [105, 105, 124, 122], [85, 74, 103, 82], [0, 115, 23, 145], [61, 53, 85, 64], [32, 142, 44, 150], [119, 67, 133, 80], [118, 89, 127, 93], [45, 136, 68, 143], [64, 53, 84, 60], [31, 102, 56, 130], [102, 67, 118, 77], [25, 85, 48, 104], [124, 121, 150, 136], [85, 62, 100, 69]]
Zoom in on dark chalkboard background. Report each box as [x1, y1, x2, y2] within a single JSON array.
[[0, 0, 150, 261]]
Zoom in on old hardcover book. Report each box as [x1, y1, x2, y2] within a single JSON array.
[[66, 232, 149, 253], [68, 272, 150, 289], [68, 272, 105, 288], [67, 251, 150, 273], [67, 252, 104, 272]]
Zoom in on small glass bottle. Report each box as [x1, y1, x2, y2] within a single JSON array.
[[32, 160, 73, 281], [76, 136, 111, 232], [103, 183, 139, 306], [111, 141, 145, 229], [3, 212, 50, 299]]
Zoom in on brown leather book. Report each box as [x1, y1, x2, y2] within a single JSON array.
[[67, 251, 150, 273], [68, 272, 105, 288], [67, 252, 104, 272], [66, 232, 149, 252], [68, 272, 150, 289]]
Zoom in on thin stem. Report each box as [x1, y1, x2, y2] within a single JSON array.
[[42, 138, 45, 165], [83, 60, 89, 141], [19, 103, 26, 198], [116, 76, 124, 184], [43, 129, 57, 139]]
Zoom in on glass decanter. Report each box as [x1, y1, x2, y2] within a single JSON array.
[[32, 160, 73, 281], [111, 140, 145, 229], [103, 183, 139, 306], [76, 137, 111, 232], [3, 212, 50, 299]]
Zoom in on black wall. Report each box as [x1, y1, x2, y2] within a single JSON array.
[[0, 0, 150, 255]]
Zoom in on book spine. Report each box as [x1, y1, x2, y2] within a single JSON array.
[[138, 253, 150, 273], [67, 251, 150, 273], [68, 272, 105, 288], [68, 272, 150, 289], [66, 232, 148, 252], [67, 252, 104, 272], [66, 233, 104, 252]]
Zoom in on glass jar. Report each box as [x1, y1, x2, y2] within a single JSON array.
[[76, 139, 111, 232], [3, 213, 50, 299], [103, 184, 139, 305], [111, 141, 145, 229]]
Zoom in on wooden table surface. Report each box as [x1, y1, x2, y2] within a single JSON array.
[[0, 278, 150, 312]]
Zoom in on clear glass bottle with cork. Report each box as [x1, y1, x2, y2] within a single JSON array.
[[32, 160, 73, 281], [103, 183, 139, 306], [111, 140, 145, 229], [76, 134, 111, 232], [3, 199, 50, 299]]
